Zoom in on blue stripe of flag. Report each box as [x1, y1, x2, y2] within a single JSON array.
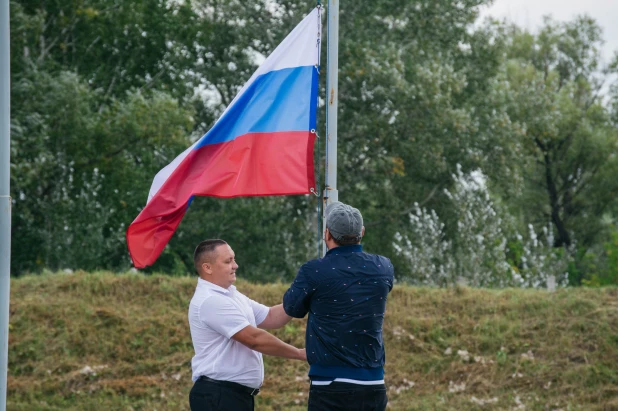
[[196, 65, 318, 149]]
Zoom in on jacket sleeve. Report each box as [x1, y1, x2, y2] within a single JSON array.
[[282, 263, 315, 318], [387, 258, 395, 292]]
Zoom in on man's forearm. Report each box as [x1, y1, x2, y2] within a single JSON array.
[[232, 325, 305, 360], [251, 330, 304, 359]]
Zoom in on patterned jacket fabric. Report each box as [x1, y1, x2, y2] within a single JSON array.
[[283, 245, 394, 380]]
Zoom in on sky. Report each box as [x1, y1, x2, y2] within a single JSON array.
[[479, 0, 618, 66]]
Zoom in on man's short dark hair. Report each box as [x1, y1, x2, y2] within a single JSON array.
[[193, 239, 228, 275], [333, 234, 362, 246]]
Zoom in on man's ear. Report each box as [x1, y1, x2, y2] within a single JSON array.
[[361, 226, 365, 237], [324, 228, 333, 241], [201, 261, 212, 276]]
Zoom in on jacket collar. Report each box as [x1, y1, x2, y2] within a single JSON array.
[[325, 244, 363, 256]]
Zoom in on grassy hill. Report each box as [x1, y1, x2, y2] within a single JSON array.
[[6, 272, 618, 410]]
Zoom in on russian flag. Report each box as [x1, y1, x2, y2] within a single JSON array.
[[127, 8, 321, 268]]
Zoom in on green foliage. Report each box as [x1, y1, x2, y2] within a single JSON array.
[[582, 229, 618, 286], [8, 0, 618, 285], [10, 68, 193, 273], [498, 17, 618, 248], [489, 17, 618, 284], [606, 231, 618, 285], [395, 168, 571, 288]]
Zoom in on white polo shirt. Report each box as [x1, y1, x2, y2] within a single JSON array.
[[188, 278, 269, 389]]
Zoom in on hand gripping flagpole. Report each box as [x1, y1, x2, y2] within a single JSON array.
[[322, 0, 339, 255], [0, 0, 11, 409]]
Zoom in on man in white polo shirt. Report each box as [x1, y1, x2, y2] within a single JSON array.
[[188, 239, 306, 410]]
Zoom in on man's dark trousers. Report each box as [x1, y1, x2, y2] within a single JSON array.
[[189, 377, 254, 410], [308, 382, 388, 411]]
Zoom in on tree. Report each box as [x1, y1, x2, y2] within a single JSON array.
[[10, 0, 617, 286], [493, 18, 618, 283], [10, 69, 192, 273], [9, 0, 322, 275], [320, 0, 506, 274], [394, 167, 570, 288]]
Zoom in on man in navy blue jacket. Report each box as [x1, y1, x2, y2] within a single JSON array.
[[283, 201, 394, 411]]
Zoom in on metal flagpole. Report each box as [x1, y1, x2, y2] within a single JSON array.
[[0, 0, 11, 408], [322, 0, 339, 255]]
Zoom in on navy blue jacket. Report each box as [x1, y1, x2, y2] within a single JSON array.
[[283, 245, 394, 380]]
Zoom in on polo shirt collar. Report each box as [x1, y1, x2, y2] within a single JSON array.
[[197, 277, 236, 294], [325, 244, 363, 256]]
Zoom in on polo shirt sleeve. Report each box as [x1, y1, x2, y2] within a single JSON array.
[[245, 297, 269, 326], [199, 294, 251, 339], [283, 263, 315, 318]]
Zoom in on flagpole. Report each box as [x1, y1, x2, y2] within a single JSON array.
[[0, 0, 11, 408], [322, 0, 339, 255]]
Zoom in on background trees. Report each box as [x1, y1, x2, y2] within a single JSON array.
[[9, 0, 618, 286]]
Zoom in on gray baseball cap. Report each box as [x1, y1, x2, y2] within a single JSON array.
[[325, 201, 364, 242]]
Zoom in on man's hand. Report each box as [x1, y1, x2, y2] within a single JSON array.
[[298, 348, 307, 361]]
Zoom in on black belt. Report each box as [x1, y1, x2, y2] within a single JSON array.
[[197, 375, 260, 396]]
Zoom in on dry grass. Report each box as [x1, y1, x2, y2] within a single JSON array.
[[6, 272, 618, 410]]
